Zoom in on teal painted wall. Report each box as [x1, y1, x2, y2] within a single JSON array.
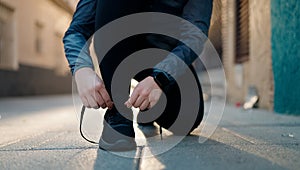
[[271, 0, 300, 114]]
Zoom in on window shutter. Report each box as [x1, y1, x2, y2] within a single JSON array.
[[235, 0, 249, 63]]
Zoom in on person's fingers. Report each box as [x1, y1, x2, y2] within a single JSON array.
[[93, 92, 106, 109], [140, 99, 150, 111], [99, 88, 113, 109], [129, 87, 140, 106], [148, 101, 156, 109], [125, 100, 132, 108], [147, 102, 152, 109], [81, 96, 89, 108], [97, 102, 106, 109], [148, 95, 160, 109], [133, 95, 145, 108], [96, 83, 113, 109], [86, 94, 99, 109], [147, 89, 162, 109]]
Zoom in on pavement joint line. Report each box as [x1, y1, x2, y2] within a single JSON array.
[[0, 126, 70, 148], [0, 139, 23, 149], [221, 127, 257, 144], [63, 146, 98, 169], [0, 146, 98, 152], [24, 131, 70, 150], [0, 131, 46, 148]]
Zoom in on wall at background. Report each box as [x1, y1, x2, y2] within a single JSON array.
[[248, 0, 273, 109], [0, 65, 72, 97], [0, 0, 73, 97], [222, 0, 244, 103], [222, 0, 273, 110], [271, 0, 300, 114]]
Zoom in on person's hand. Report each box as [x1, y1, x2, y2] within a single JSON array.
[[125, 76, 162, 110], [75, 67, 113, 109]]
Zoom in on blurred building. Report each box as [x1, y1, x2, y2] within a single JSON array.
[[221, 0, 300, 114], [0, 0, 75, 96], [1, 0, 299, 114]]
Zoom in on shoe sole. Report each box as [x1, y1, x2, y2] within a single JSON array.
[[98, 138, 137, 152]]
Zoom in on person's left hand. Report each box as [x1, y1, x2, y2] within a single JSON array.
[[125, 76, 162, 111]]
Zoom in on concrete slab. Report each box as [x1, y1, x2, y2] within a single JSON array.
[[140, 140, 284, 170], [1, 95, 300, 170]]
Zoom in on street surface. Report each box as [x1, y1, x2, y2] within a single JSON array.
[[1, 94, 300, 170]]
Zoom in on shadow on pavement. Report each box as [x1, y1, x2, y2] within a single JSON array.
[[144, 136, 284, 170], [92, 127, 285, 170], [94, 147, 141, 169]]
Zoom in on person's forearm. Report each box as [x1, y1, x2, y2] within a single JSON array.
[[63, 0, 97, 75], [154, 0, 213, 79], [63, 31, 94, 74]]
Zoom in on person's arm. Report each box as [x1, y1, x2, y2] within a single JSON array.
[[126, 0, 213, 110], [63, 0, 96, 74], [154, 0, 213, 79], [63, 0, 113, 109]]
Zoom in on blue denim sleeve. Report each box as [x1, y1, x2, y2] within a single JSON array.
[[154, 0, 213, 79], [63, 0, 96, 75]]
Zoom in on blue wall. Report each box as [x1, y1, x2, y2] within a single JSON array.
[[271, 0, 300, 114]]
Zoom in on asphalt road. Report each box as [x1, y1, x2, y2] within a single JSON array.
[[0, 95, 300, 170]]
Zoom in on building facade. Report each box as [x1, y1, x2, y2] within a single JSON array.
[[0, 0, 75, 96], [1, 0, 299, 114], [221, 0, 300, 114]]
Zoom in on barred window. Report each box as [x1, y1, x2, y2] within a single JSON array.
[[235, 0, 249, 63]]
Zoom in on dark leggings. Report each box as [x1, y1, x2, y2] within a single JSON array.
[[94, 0, 203, 134]]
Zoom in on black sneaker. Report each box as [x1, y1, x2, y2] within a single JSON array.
[[99, 109, 136, 151], [138, 121, 154, 127]]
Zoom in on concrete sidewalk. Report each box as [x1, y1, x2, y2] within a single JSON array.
[[0, 94, 300, 170]]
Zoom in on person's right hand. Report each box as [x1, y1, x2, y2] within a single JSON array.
[[75, 67, 113, 109]]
